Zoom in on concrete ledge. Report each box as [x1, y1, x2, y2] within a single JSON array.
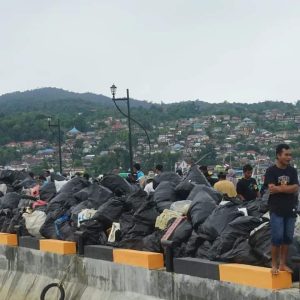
[[0, 233, 17, 246], [19, 236, 40, 250], [84, 245, 113, 261], [174, 257, 222, 280], [113, 249, 164, 269], [0, 245, 299, 299], [219, 263, 292, 290], [40, 239, 76, 255]]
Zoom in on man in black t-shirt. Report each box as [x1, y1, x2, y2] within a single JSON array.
[[237, 164, 260, 201], [264, 144, 299, 275]]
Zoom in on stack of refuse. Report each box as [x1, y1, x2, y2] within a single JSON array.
[[1, 166, 300, 279]]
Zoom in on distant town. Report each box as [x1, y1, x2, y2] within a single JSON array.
[[2, 107, 300, 179]]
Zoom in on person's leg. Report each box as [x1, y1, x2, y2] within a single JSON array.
[[271, 246, 280, 275], [270, 213, 284, 275], [279, 216, 296, 273]]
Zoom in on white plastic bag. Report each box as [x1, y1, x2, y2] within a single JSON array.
[[54, 180, 68, 193], [108, 222, 120, 243], [23, 210, 46, 238], [170, 200, 192, 215], [0, 184, 7, 195]]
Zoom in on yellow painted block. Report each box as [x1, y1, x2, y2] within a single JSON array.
[[0, 233, 17, 246], [113, 249, 164, 269], [39, 239, 76, 255], [219, 264, 292, 290]]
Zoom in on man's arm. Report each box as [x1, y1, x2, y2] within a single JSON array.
[[269, 183, 299, 194]]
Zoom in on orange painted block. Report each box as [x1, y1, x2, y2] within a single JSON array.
[[0, 233, 17, 246], [40, 239, 76, 255], [113, 249, 164, 269], [219, 264, 292, 290]]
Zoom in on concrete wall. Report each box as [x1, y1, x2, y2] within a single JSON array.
[[0, 245, 299, 300]]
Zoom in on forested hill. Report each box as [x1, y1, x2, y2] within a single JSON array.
[[0, 87, 299, 146], [0, 87, 152, 114]]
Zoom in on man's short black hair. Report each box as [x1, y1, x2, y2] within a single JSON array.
[[218, 172, 226, 180], [276, 144, 290, 157], [133, 163, 141, 171], [155, 164, 163, 171], [243, 164, 253, 173]]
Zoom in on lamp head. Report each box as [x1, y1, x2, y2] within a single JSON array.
[[110, 84, 117, 99]]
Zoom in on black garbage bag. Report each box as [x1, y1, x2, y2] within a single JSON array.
[[142, 230, 164, 253], [184, 165, 210, 186], [223, 195, 244, 205], [119, 211, 135, 236], [87, 183, 111, 207], [184, 231, 207, 257], [116, 238, 145, 250], [153, 182, 178, 213], [119, 200, 159, 245], [59, 177, 89, 195], [54, 214, 76, 241], [74, 183, 113, 208], [218, 237, 261, 265], [153, 172, 181, 189], [40, 182, 57, 202], [260, 191, 270, 213], [170, 219, 193, 246], [0, 209, 11, 230], [0, 170, 28, 185], [0, 209, 13, 232], [13, 177, 36, 190], [175, 180, 195, 200], [196, 241, 212, 260], [187, 189, 217, 230], [0, 170, 15, 184], [125, 189, 148, 212], [239, 199, 266, 218], [209, 216, 263, 260], [199, 202, 242, 240], [287, 242, 300, 281], [101, 175, 133, 195], [94, 196, 125, 229], [51, 173, 66, 181], [123, 222, 153, 239], [187, 184, 222, 204], [80, 219, 107, 246], [73, 188, 89, 202], [40, 208, 66, 239], [0, 192, 21, 210], [133, 200, 159, 226], [47, 192, 77, 212], [7, 210, 29, 236], [248, 222, 271, 264]]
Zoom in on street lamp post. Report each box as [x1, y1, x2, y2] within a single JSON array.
[[110, 84, 134, 174], [48, 117, 63, 174]]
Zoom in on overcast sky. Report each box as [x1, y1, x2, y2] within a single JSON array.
[[1, 1, 300, 103]]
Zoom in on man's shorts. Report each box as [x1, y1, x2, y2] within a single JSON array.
[[270, 212, 296, 246]]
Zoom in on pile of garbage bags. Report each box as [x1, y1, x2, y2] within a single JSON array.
[[1, 167, 300, 280]]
